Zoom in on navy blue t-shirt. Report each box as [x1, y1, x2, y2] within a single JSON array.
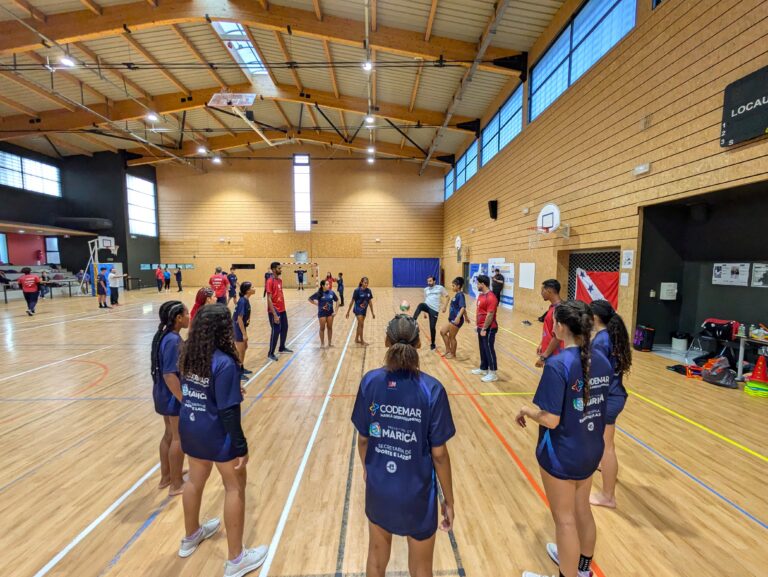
[[227, 273, 238, 294], [179, 350, 244, 462], [448, 292, 466, 323], [296, 269, 306, 282], [592, 329, 627, 399], [153, 332, 182, 416], [233, 296, 251, 327], [352, 288, 373, 316], [310, 289, 337, 317], [175, 270, 182, 281], [337, 277, 344, 290], [532, 347, 611, 480], [352, 368, 456, 537]]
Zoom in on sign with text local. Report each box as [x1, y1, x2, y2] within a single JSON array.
[[720, 65, 768, 147]]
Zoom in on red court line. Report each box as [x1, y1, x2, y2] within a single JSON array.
[[437, 353, 607, 577], [72, 360, 110, 394]]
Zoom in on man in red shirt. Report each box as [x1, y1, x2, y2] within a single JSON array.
[[209, 266, 230, 305], [266, 261, 292, 361], [536, 278, 564, 367], [471, 274, 499, 382], [155, 266, 164, 293], [18, 267, 43, 316]]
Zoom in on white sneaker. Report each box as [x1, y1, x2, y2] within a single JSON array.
[[522, 572, 556, 577], [224, 546, 268, 577], [178, 518, 221, 558], [481, 372, 499, 382], [544, 543, 592, 577], [470, 368, 486, 375]]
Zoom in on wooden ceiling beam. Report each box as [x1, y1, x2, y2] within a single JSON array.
[[273, 30, 303, 91], [25, 52, 109, 104], [10, 0, 46, 23], [425, 0, 439, 42], [73, 131, 119, 153], [0, 1, 519, 76], [72, 41, 152, 100], [121, 32, 192, 95], [0, 78, 475, 140], [242, 26, 277, 85], [47, 134, 93, 156], [126, 128, 450, 166], [322, 40, 338, 99], [0, 94, 39, 117], [273, 101, 291, 128], [306, 105, 320, 135], [205, 107, 237, 137], [409, 60, 424, 112], [371, 0, 377, 32], [0, 70, 77, 111], [80, 0, 103, 16], [312, 0, 322, 21], [171, 24, 228, 88]]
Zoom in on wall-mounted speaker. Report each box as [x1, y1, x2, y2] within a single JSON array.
[[488, 200, 498, 220]]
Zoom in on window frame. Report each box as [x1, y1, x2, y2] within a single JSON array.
[[293, 154, 311, 231], [529, 0, 636, 121], [481, 84, 524, 166], [444, 168, 455, 200]]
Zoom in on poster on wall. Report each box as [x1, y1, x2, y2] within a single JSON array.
[[468, 263, 487, 298], [498, 262, 515, 309], [712, 263, 750, 286], [575, 268, 619, 309], [519, 263, 536, 289], [751, 263, 768, 287]]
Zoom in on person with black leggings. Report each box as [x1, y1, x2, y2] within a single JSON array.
[[412, 275, 448, 351]]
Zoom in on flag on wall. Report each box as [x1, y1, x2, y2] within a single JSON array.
[[575, 268, 619, 309]]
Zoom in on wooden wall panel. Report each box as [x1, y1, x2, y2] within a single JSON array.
[[157, 146, 444, 286], [443, 0, 768, 320]]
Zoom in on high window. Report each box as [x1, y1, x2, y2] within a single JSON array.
[[0, 151, 61, 197], [530, 0, 636, 121], [444, 169, 455, 200], [126, 175, 157, 237], [212, 22, 269, 76], [481, 84, 524, 166], [293, 154, 311, 231], [455, 141, 478, 191]]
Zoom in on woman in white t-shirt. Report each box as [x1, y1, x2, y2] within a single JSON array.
[[108, 269, 127, 306]]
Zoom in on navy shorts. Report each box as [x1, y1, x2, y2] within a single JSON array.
[[97, 287, 106, 296], [606, 395, 627, 425], [353, 307, 368, 317], [233, 325, 245, 343], [216, 295, 227, 305], [448, 317, 464, 329]]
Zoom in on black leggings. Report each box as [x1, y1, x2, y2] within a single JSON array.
[[413, 303, 439, 346], [477, 327, 498, 371], [110, 287, 119, 305], [23, 291, 39, 312], [156, 279, 163, 292]]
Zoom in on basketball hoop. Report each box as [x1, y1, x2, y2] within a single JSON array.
[[109, 245, 120, 256], [528, 226, 551, 249]]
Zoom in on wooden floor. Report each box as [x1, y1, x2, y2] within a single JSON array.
[[1, 287, 766, 577]]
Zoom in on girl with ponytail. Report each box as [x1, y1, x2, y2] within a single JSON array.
[[151, 300, 189, 496], [233, 281, 255, 375], [308, 279, 339, 347], [515, 300, 612, 577], [190, 287, 215, 321], [589, 299, 631, 510], [346, 276, 375, 346], [351, 315, 456, 577]]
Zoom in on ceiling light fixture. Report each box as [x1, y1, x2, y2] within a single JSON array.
[[212, 155, 222, 164], [367, 146, 375, 154], [197, 146, 207, 155], [362, 60, 373, 72], [365, 115, 375, 125], [145, 112, 159, 123], [59, 55, 76, 68], [367, 157, 375, 164]]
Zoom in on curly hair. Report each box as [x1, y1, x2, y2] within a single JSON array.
[[190, 287, 214, 320], [150, 300, 186, 380], [179, 303, 239, 379], [554, 300, 594, 401]]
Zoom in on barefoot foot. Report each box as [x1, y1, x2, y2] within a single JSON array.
[[168, 484, 185, 497], [590, 492, 616, 508]]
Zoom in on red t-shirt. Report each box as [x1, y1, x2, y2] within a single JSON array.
[[325, 277, 334, 291], [541, 303, 564, 355], [155, 268, 164, 280], [266, 276, 285, 313], [476, 291, 499, 330], [19, 274, 41, 293], [209, 274, 229, 298]]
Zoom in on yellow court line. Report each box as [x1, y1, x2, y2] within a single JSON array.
[[480, 392, 535, 396], [501, 326, 768, 464], [627, 389, 768, 464]]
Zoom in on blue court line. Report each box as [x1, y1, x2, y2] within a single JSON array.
[[617, 426, 768, 531], [99, 330, 316, 575], [492, 342, 768, 531]]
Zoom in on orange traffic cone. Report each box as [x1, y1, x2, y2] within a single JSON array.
[[752, 355, 768, 383]]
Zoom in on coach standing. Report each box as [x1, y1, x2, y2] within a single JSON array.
[[266, 261, 293, 362], [491, 268, 505, 303], [412, 275, 449, 351]]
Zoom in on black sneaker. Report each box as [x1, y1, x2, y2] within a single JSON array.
[[242, 368, 253, 374], [26, 310, 32, 316], [268, 354, 279, 362], [278, 348, 294, 354], [430, 344, 436, 351]]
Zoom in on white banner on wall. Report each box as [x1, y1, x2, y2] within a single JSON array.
[[498, 262, 515, 309], [519, 263, 536, 290], [712, 263, 750, 286], [752, 263, 768, 287]]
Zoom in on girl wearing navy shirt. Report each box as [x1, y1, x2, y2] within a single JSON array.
[[589, 300, 631, 510], [515, 300, 612, 577], [308, 279, 339, 347], [440, 277, 468, 359], [346, 276, 375, 346], [233, 282, 255, 376], [352, 315, 456, 577], [177, 304, 267, 575], [337, 272, 345, 306], [151, 301, 189, 496]]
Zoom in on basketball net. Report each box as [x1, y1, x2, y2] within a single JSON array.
[[527, 226, 551, 249]]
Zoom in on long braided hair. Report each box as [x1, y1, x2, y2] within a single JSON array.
[[554, 300, 594, 400], [179, 303, 239, 379], [385, 315, 421, 374], [150, 300, 186, 381], [591, 299, 632, 375], [190, 286, 214, 320]]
